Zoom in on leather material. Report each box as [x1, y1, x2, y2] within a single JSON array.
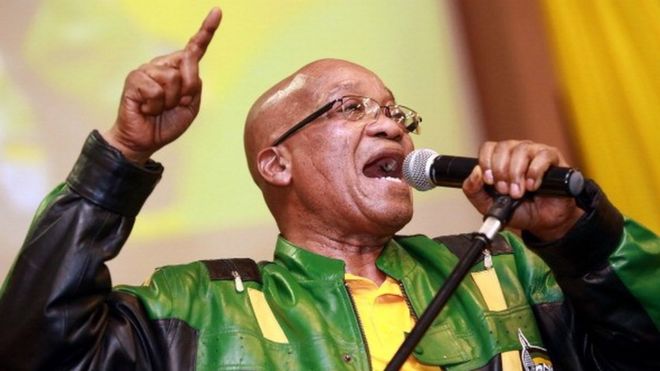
[[202, 258, 262, 283], [151, 317, 198, 371], [0, 188, 164, 370], [66, 130, 162, 217], [522, 180, 624, 277], [1, 131, 659, 370], [433, 233, 513, 261], [386, 234, 546, 369], [473, 354, 503, 371], [524, 181, 660, 370]]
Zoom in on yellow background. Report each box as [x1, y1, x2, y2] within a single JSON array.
[[0, 1, 482, 283], [542, 0, 660, 233]]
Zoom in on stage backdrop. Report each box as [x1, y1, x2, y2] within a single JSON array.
[[541, 0, 660, 233], [0, 1, 483, 283]]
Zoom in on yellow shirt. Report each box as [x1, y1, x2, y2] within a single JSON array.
[[345, 273, 438, 371]]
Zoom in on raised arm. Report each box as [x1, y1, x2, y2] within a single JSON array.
[[0, 8, 221, 370], [105, 7, 221, 164]]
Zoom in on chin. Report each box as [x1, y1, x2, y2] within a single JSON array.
[[390, 209, 414, 233], [369, 203, 414, 235]]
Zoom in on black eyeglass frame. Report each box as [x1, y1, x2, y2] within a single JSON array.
[[270, 95, 421, 146]]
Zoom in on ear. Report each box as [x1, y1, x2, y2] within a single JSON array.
[[256, 147, 292, 187]]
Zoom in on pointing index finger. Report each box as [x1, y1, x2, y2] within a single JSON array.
[[186, 7, 222, 62]]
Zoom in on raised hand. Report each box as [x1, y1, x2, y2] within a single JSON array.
[[103, 7, 222, 164], [463, 140, 584, 241]]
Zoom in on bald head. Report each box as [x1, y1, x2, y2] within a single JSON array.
[[243, 59, 387, 187], [242, 58, 414, 241]]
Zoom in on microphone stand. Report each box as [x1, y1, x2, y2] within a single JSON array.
[[385, 194, 521, 371]]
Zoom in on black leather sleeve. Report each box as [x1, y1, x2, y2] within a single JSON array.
[[0, 131, 165, 370], [523, 181, 660, 370]]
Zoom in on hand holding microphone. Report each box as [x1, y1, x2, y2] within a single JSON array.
[[403, 140, 586, 241], [403, 148, 584, 197]]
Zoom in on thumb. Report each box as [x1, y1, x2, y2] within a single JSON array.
[[463, 165, 493, 214]]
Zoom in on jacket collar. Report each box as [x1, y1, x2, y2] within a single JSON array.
[[273, 235, 417, 282], [377, 236, 420, 281], [273, 236, 346, 282]]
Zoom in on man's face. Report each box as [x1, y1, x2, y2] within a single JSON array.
[[285, 63, 415, 237]]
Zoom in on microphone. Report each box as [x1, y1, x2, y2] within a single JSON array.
[[402, 149, 584, 197]]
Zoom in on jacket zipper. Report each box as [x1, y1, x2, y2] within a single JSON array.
[[344, 282, 373, 371], [398, 280, 418, 320], [398, 280, 444, 370]]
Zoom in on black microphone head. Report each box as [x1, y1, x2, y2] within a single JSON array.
[[403, 149, 438, 191]]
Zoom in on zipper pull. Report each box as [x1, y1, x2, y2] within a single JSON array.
[[232, 270, 244, 292], [483, 249, 493, 270]]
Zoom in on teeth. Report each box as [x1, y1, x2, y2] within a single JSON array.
[[380, 159, 397, 173]]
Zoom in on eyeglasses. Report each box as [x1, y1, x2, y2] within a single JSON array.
[[270, 95, 422, 146]]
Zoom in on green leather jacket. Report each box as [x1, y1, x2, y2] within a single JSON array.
[[1, 131, 659, 370]]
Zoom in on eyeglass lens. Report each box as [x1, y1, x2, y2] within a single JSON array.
[[337, 96, 419, 133]]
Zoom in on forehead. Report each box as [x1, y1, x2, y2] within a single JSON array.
[[315, 66, 394, 103]]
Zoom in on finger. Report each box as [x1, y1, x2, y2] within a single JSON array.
[[124, 69, 166, 115], [527, 147, 560, 191], [478, 141, 496, 185], [147, 53, 187, 105], [463, 165, 484, 196], [179, 51, 201, 99], [463, 165, 493, 215], [490, 140, 516, 194], [508, 141, 535, 198], [134, 73, 165, 115], [150, 51, 184, 68], [138, 84, 165, 115], [186, 7, 222, 62], [141, 65, 182, 109]]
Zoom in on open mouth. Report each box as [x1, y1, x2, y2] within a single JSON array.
[[363, 155, 403, 181]]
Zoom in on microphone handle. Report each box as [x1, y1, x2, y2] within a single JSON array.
[[430, 156, 585, 197]]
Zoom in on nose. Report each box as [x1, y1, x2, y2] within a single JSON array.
[[364, 111, 405, 141]]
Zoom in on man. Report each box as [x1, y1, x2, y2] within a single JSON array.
[[1, 7, 659, 371]]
